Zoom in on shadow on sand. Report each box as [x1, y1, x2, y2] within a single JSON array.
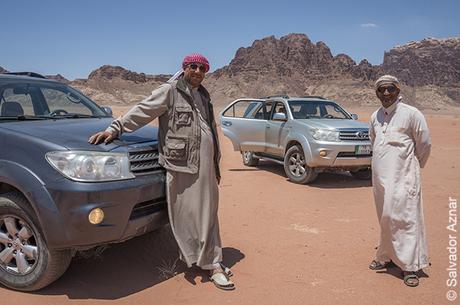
[[231, 160, 372, 189], [34, 226, 244, 300], [309, 172, 372, 189], [376, 264, 429, 283]]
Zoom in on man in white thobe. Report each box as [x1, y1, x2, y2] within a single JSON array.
[[368, 75, 431, 287]]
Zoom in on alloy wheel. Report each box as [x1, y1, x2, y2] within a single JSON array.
[[0, 216, 38, 275], [288, 152, 306, 177], [243, 151, 252, 163]]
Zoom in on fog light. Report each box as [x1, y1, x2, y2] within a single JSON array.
[[88, 208, 105, 224], [319, 150, 328, 157]]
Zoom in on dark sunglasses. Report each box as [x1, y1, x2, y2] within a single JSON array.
[[377, 85, 397, 94], [188, 63, 207, 73]]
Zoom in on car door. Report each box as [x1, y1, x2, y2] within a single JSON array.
[[265, 101, 290, 156], [220, 99, 268, 152]]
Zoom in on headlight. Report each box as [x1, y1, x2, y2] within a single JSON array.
[[311, 129, 340, 142], [46, 151, 135, 182]]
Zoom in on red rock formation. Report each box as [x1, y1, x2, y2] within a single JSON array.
[[382, 37, 460, 86]]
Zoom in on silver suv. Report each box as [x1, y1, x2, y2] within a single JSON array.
[[220, 96, 372, 184]]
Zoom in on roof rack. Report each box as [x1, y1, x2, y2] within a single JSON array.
[[300, 95, 326, 99], [260, 94, 290, 99], [3, 72, 47, 79]]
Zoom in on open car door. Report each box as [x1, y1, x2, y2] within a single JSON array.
[[219, 99, 269, 152]]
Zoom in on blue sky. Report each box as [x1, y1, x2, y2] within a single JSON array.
[[1, 0, 459, 80]]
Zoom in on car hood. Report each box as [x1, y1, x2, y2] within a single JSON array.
[[296, 119, 369, 130], [1, 118, 158, 151]]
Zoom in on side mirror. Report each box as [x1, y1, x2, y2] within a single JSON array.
[[273, 112, 287, 121], [101, 106, 113, 116], [350, 113, 358, 120]]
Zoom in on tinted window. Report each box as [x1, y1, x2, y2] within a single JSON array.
[[288, 100, 350, 119], [41, 87, 92, 115], [223, 100, 263, 119], [253, 101, 274, 120], [0, 81, 107, 117], [270, 102, 287, 120], [1, 87, 34, 115]]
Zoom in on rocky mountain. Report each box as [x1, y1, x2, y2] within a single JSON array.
[[89, 65, 147, 83], [2, 34, 459, 110], [45, 74, 69, 83], [205, 33, 460, 110], [0, 66, 8, 73], [383, 37, 460, 87], [213, 34, 380, 82], [71, 66, 171, 105]]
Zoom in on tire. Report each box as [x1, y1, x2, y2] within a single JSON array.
[[242, 151, 259, 167], [350, 168, 372, 180], [0, 192, 72, 291], [284, 145, 318, 184]]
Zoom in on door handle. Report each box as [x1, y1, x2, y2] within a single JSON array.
[[222, 121, 232, 126]]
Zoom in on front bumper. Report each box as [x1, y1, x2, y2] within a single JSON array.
[[43, 170, 168, 250], [307, 141, 372, 168]]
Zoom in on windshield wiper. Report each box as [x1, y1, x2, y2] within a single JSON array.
[[0, 115, 49, 121], [47, 113, 104, 119], [321, 116, 346, 119]]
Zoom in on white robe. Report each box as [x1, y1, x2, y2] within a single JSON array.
[[107, 84, 222, 268], [369, 99, 431, 271], [166, 88, 222, 268]]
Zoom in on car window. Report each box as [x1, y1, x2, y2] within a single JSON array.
[[0, 82, 107, 118], [222, 100, 263, 119], [253, 101, 274, 120], [265, 102, 274, 118], [288, 100, 350, 119], [321, 104, 348, 118], [41, 87, 92, 115], [0, 87, 34, 115], [270, 102, 287, 120], [252, 105, 264, 119]]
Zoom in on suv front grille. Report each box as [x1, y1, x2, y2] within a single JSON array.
[[339, 130, 370, 141], [337, 151, 373, 158], [129, 149, 163, 175], [130, 197, 167, 220]]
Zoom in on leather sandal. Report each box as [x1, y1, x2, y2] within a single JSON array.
[[403, 272, 419, 287], [220, 263, 233, 277], [209, 271, 235, 291], [369, 260, 391, 270]]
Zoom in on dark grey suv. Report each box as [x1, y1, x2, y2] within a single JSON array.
[[0, 73, 167, 291]]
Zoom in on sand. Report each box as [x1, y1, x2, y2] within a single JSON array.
[[1, 107, 459, 305]]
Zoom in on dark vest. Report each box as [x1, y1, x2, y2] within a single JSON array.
[[157, 78, 221, 178]]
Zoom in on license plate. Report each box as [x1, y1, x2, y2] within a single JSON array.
[[355, 145, 372, 155]]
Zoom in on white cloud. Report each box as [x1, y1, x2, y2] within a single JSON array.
[[361, 23, 379, 28]]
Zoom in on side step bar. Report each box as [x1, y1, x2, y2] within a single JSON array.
[[253, 153, 284, 165]]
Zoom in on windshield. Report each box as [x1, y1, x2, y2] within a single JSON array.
[[288, 100, 351, 119], [0, 81, 109, 119]]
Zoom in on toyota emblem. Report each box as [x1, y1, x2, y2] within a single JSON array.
[[355, 131, 367, 139]]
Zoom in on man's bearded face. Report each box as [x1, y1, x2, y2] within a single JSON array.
[[376, 84, 400, 107], [184, 63, 206, 88]]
